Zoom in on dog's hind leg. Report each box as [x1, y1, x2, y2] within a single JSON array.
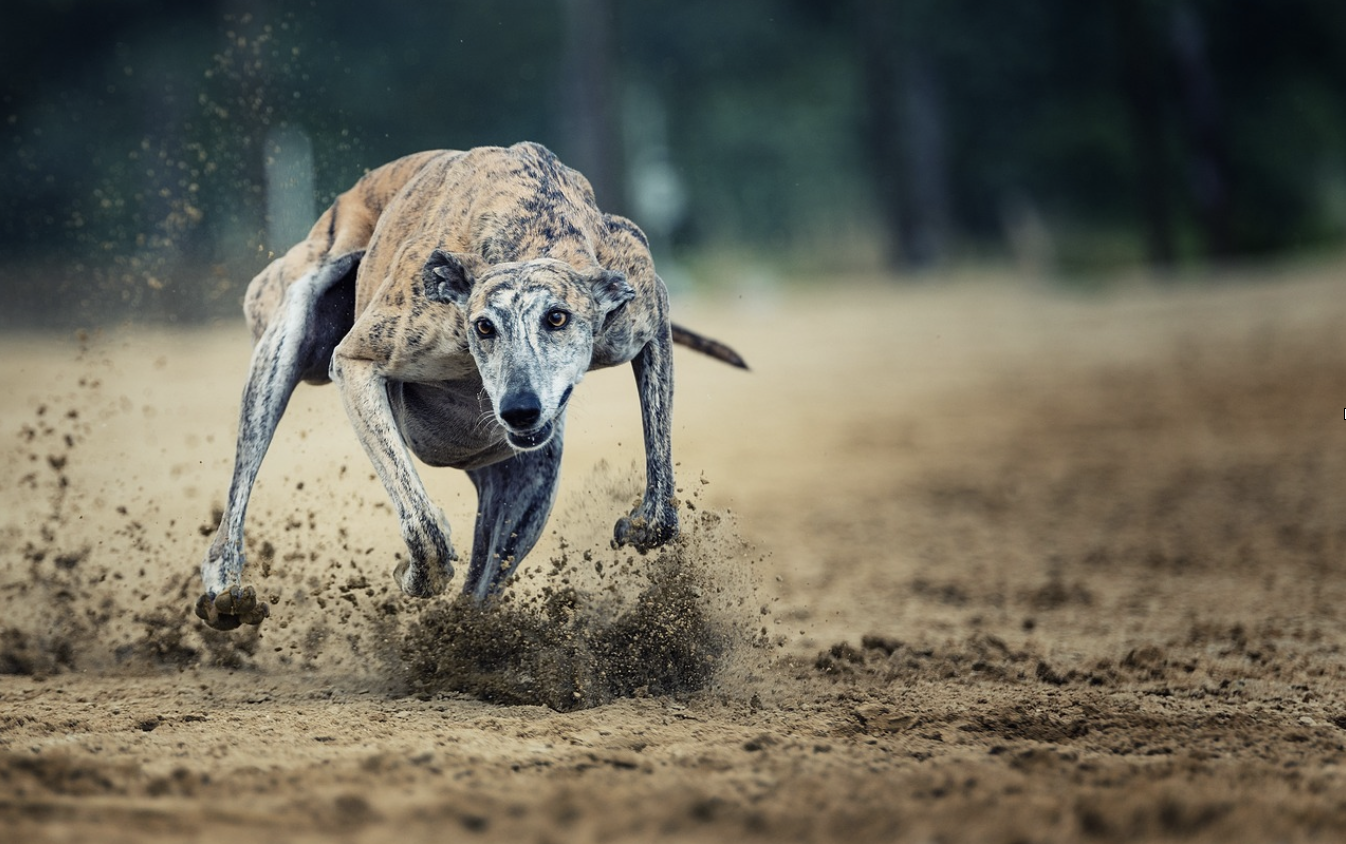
[[463, 418, 566, 602], [195, 252, 360, 630]]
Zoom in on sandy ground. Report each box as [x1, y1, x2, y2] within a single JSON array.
[[4, 265, 1346, 842]]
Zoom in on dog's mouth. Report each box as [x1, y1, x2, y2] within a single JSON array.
[[502, 386, 572, 451], [505, 420, 555, 450]]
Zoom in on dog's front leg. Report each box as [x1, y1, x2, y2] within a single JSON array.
[[464, 415, 566, 601], [330, 351, 456, 597], [613, 323, 679, 551]]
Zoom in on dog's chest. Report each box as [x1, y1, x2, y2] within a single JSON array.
[[386, 379, 514, 470]]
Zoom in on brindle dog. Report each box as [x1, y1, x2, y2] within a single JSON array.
[[195, 142, 745, 630]]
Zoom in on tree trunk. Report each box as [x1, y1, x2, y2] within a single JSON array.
[[856, 0, 948, 272], [898, 50, 949, 268], [1110, 0, 1176, 270], [559, 0, 625, 214], [1171, 2, 1235, 260]]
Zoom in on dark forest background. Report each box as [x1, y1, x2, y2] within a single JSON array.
[[3, 0, 1346, 326]]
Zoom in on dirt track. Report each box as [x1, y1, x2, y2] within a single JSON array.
[[4, 267, 1346, 843]]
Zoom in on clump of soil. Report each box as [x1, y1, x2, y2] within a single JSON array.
[[812, 632, 1044, 685], [397, 516, 747, 710]]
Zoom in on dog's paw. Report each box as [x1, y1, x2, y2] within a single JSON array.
[[394, 555, 453, 598], [613, 506, 678, 552], [395, 516, 455, 598], [194, 585, 270, 631]]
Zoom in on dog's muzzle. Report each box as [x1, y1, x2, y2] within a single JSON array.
[[499, 386, 571, 450]]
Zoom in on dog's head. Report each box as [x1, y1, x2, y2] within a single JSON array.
[[422, 249, 634, 450]]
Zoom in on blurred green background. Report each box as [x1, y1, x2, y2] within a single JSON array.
[[4, 0, 1346, 326]]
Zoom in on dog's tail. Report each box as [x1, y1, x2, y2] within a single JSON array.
[[671, 323, 749, 370]]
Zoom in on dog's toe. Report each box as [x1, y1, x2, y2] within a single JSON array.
[[195, 586, 269, 630], [613, 511, 678, 552]]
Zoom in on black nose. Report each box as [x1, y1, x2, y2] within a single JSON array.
[[499, 393, 542, 430]]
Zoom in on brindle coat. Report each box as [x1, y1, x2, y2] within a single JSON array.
[[196, 142, 745, 630]]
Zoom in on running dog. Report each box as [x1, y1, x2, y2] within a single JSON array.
[[195, 142, 746, 630]]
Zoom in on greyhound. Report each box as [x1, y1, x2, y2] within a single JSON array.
[[195, 142, 746, 630]]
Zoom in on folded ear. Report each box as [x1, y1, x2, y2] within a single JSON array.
[[589, 267, 635, 316], [422, 249, 483, 306]]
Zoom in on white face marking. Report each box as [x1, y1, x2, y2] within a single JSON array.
[[466, 263, 599, 449]]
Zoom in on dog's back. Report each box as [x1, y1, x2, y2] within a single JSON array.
[[243, 142, 741, 374], [355, 143, 646, 309]]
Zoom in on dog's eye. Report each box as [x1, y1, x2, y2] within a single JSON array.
[[545, 309, 569, 329], [474, 318, 496, 338]]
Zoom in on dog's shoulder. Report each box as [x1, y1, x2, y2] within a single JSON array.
[[588, 213, 668, 368], [339, 228, 477, 378], [597, 213, 653, 276]]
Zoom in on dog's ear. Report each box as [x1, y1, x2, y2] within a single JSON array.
[[422, 249, 481, 306], [588, 268, 635, 316]]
